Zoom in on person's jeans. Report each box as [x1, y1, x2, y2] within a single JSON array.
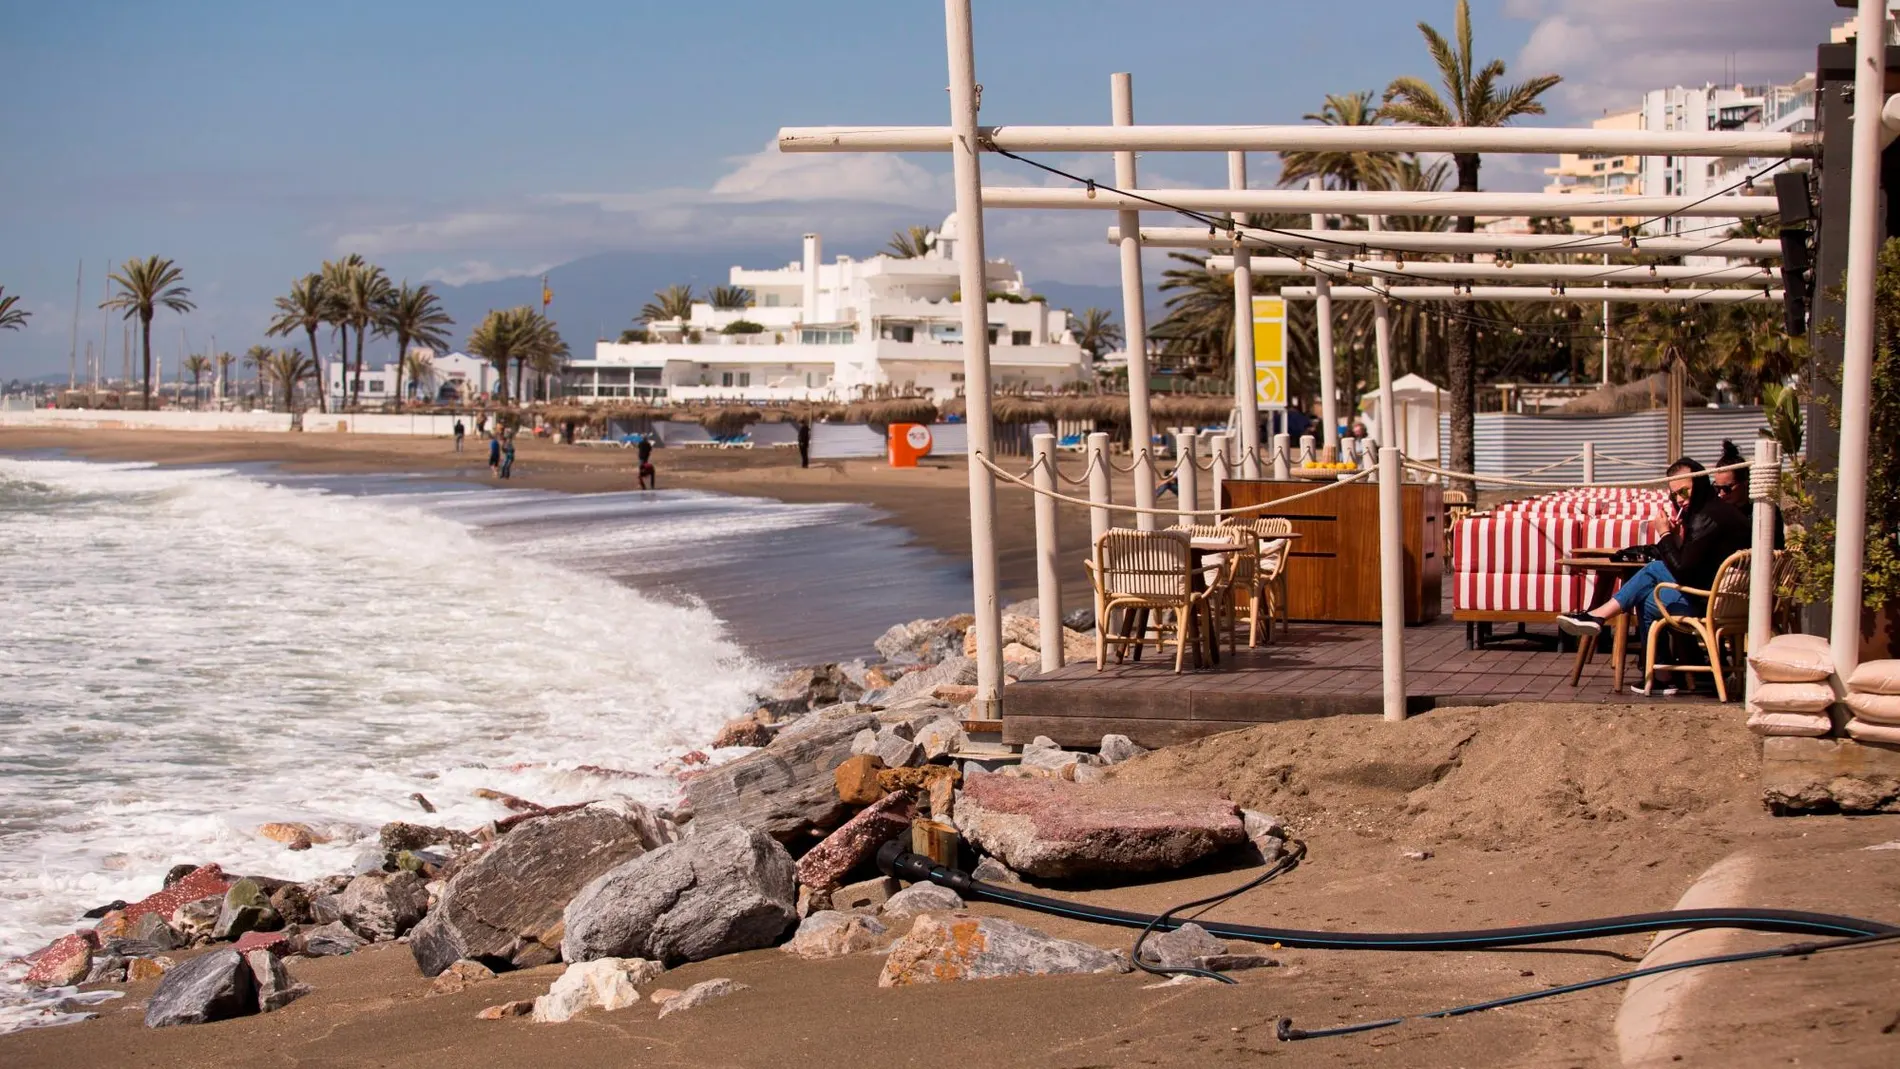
[[1613, 559, 1698, 641]]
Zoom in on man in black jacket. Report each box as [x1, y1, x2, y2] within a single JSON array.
[[1557, 457, 1750, 694]]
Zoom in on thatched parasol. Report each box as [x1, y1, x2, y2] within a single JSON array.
[[845, 398, 939, 427], [1559, 373, 1706, 414], [698, 406, 763, 438], [990, 396, 1054, 424], [1150, 394, 1234, 425]]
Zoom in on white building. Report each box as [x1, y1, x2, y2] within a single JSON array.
[[327, 350, 494, 406], [1635, 79, 1813, 238], [563, 216, 1090, 404]]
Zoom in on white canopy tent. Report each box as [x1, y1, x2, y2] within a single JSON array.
[[1358, 373, 1445, 462]]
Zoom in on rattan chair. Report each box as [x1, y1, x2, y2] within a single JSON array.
[[1642, 549, 1787, 702], [1172, 524, 1251, 657], [1443, 490, 1473, 557], [1091, 529, 1202, 672]]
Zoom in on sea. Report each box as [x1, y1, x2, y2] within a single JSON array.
[[0, 455, 972, 1030]]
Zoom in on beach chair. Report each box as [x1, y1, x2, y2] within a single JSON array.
[[1090, 529, 1204, 673], [1642, 549, 1787, 702]]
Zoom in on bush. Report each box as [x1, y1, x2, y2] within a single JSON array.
[[721, 320, 765, 335]]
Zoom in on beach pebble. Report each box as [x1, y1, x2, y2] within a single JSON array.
[[657, 978, 748, 1018], [1138, 923, 1228, 969], [878, 913, 1129, 987], [1401, 849, 1434, 862], [143, 949, 256, 1028], [781, 911, 888, 960], [879, 883, 964, 922], [429, 958, 498, 997], [477, 999, 534, 1020]]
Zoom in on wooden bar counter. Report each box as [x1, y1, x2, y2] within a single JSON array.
[[1221, 478, 1443, 625]]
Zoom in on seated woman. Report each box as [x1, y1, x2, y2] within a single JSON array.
[[1557, 457, 1750, 695], [1711, 439, 1785, 548]]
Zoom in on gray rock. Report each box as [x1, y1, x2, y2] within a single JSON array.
[[874, 615, 975, 667], [308, 894, 343, 926], [127, 913, 180, 950], [879, 883, 965, 922], [954, 770, 1245, 879], [915, 717, 969, 762], [409, 800, 677, 977], [561, 824, 797, 967], [1138, 923, 1228, 969], [1062, 608, 1096, 633], [781, 911, 888, 959], [772, 701, 872, 742], [1019, 736, 1080, 775], [143, 949, 256, 1028], [877, 655, 978, 705], [657, 978, 749, 1018], [1098, 734, 1148, 765], [339, 871, 429, 942], [873, 728, 924, 769], [1070, 763, 1107, 784], [849, 728, 879, 756], [301, 921, 365, 957], [1241, 810, 1288, 862], [969, 857, 1021, 885], [172, 896, 223, 941], [878, 913, 1130, 986], [765, 663, 864, 713], [245, 949, 306, 1012], [683, 711, 879, 843], [84, 954, 127, 985], [1401, 849, 1433, 862], [831, 875, 900, 913]]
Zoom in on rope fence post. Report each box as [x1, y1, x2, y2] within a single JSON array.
[[1174, 429, 1198, 527], [1583, 441, 1596, 485], [1747, 437, 1781, 705], [1379, 444, 1407, 721], [1272, 432, 1291, 480], [1209, 431, 1231, 514], [1032, 432, 1063, 674], [1298, 434, 1315, 467], [1086, 431, 1112, 547]]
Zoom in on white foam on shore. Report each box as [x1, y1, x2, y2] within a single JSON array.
[[0, 458, 769, 1029]]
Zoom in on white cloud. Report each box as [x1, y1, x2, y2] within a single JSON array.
[[422, 260, 556, 286], [708, 141, 950, 203]]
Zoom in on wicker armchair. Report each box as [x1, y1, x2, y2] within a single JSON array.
[[1643, 549, 1786, 702], [1091, 529, 1203, 672], [1172, 524, 1251, 656]]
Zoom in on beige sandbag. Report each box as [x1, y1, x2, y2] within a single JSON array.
[[1846, 658, 1900, 696], [1844, 691, 1900, 726], [1843, 717, 1900, 745], [1747, 634, 1834, 683], [1748, 681, 1837, 714], [1745, 709, 1832, 737]]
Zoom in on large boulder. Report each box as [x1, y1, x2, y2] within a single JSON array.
[[877, 913, 1129, 986], [954, 771, 1244, 879], [561, 824, 796, 967], [23, 932, 94, 988], [339, 871, 429, 942], [962, 614, 1095, 664], [409, 800, 677, 977], [761, 663, 863, 717], [683, 711, 879, 843], [793, 791, 916, 890], [144, 949, 257, 1028], [874, 615, 974, 666], [874, 656, 977, 705], [213, 878, 278, 941]]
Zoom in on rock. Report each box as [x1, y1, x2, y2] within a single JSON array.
[[395, 850, 451, 878], [1070, 764, 1108, 784], [713, 715, 773, 750], [954, 770, 1245, 879], [877, 655, 978, 705], [309, 894, 344, 926], [477, 999, 535, 1020], [831, 876, 900, 913], [562, 824, 796, 967], [878, 913, 1129, 987], [1062, 608, 1096, 633], [796, 885, 832, 918], [648, 988, 682, 1004], [127, 957, 172, 982], [793, 792, 916, 890], [246, 948, 306, 1012], [84, 954, 126, 985], [214, 878, 279, 941], [874, 615, 974, 666], [781, 911, 888, 960], [339, 871, 429, 942], [833, 754, 888, 805], [873, 729, 924, 770], [879, 883, 965, 922], [409, 800, 678, 977], [1241, 810, 1288, 862], [143, 949, 257, 1028], [1138, 923, 1228, 969], [430, 959, 498, 997], [877, 765, 960, 820], [970, 857, 1021, 885], [849, 728, 879, 757], [163, 864, 200, 888], [766, 663, 864, 713], [302, 921, 366, 957], [24, 933, 95, 988], [915, 718, 969, 762], [1020, 736, 1085, 776], [258, 822, 322, 849], [1201, 952, 1279, 971], [1098, 735, 1148, 765], [172, 897, 223, 941], [1401, 849, 1433, 862], [379, 821, 475, 860], [532, 958, 662, 1022], [931, 685, 978, 705], [268, 885, 314, 926], [683, 711, 879, 844], [233, 930, 289, 957], [117, 865, 234, 931], [657, 978, 748, 1018], [127, 912, 181, 950]]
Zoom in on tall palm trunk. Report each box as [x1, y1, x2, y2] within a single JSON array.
[[513, 356, 527, 402], [352, 324, 367, 409], [139, 312, 154, 409], [1446, 150, 1481, 495], [304, 324, 326, 413], [393, 331, 411, 403]]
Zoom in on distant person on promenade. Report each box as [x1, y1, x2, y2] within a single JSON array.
[[796, 420, 812, 468], [453, 419, 465, 452], [488, 431, 502, 477], [500, 430, 517, 479], [637, 433, 653, 466]]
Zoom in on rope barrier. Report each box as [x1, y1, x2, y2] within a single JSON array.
[[1594, 453, 1658, 468], [1400, 456, 1751, 490], [975, 451, 1374, 519]]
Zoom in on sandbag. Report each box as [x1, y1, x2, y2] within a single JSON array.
[[1843, 717, 1900, 745], [1748, 681, 1837, 714], [1745, 709, 1832, 738], [1747, 635, 1834, 684], [1846, 658, 1900, 696], [1844, 691, 1900, 726]]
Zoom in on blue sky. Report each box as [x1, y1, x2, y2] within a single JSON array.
[[0, 0, 1842, 377]]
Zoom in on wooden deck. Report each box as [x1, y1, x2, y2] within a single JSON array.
[[1000, 612, 1718, 748]]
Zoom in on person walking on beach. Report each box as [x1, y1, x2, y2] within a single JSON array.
[[500, 430, 517, 479], [488, 431, 502, 477], [796, 419, 812, 468], [453, 419, 466, 453], [637, 433, 653, 467]]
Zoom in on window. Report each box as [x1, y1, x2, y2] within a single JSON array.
[[368, 381, 384, 393], [1011, 330, 1032, 346], [890, 325, 915, 343], [951, 372, 965, 383], [597, 368, 631, 385], [987, 327, 1000, 344], [799, 328, 855, 345], [721, 372, 734, 387], [632, 367, 662, 385], [763, 294, 781, 307], [738, 372, 751, 387]]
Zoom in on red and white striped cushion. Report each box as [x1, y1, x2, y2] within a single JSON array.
[[1453, 515, 1586, 613]]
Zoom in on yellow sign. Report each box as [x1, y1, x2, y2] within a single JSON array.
[[1251, 296, 1287, 407]]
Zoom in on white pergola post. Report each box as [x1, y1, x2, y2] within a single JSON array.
[[945, 0, 1004, 719], [1174, 429, 1199, 526], [1583, 441, 1596, 484], [1230, 152, 1262, 476], [1113, 73, 1158, 532], [1209, 431, 1231, 513], [1829, 0, 1886, 679], [1748, 437, 1782, 704], [1374, 293, 1406, 721], [1032, 431, 1063, 674], [1272, 432, 1291, 480], [1086, 431, 1112, 548], [1309, 178, 1340, 454]]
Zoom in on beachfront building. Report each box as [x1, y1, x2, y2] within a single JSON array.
[[562, 216, 1090, 404], [326, 350, 493, 405], [1542, 107, 1646, 237]]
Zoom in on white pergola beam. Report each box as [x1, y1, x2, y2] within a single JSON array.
[[1119, 226, 1780, 259], [1278, 285, 1782, 304], [985, 187, 1775, 218], [778, 125, 1814, 158], [1206, 256, 1780, 284]]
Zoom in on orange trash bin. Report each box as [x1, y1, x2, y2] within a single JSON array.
[[888, 423, 933, 468]]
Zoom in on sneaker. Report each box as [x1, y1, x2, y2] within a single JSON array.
[[1556, 612, 1602, 638], [1630, 683, 1680, 697]]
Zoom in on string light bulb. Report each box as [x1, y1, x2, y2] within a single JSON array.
[[1649, 264, 1658, 278], [1085, 179, 1097, 200], [1394, 253, 1405, 270]]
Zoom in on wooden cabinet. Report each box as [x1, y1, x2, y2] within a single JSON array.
[[1220, 479, 1443, 625]]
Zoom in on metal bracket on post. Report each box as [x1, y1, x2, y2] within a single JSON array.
[[1032, 432, 1063, 675], [1379, 445, 1407, 721]]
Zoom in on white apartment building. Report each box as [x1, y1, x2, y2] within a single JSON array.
[[563, 215, 1090, 404], [327, 350, 494, 405]]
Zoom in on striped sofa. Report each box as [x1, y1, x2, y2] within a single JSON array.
[[1453, 490, 1665, 643]]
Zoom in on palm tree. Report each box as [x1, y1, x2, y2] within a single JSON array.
[[1278, 91, 1401, 192], [885, 225, 935, 259], [244, 344, 273, 404], [401, 349, 436, 403], [262, 347, 317, 414], [706, 285, 752, 311], [323, 256, 392, 409], [1154, 253, 1237, 381], [467, 306, 546, 403], [640, 284, 695, 325], [216, 352, 236, 404], [0, 287, 28, 333], [182, 353, 212, 407], [525, 322, 570, 402], [1383, 0, 1562, 487], [267, 275, 331, 412], [377, 282, 454, 404], [100, 256, 195, 410], [1073, 308, 1123, 362]]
